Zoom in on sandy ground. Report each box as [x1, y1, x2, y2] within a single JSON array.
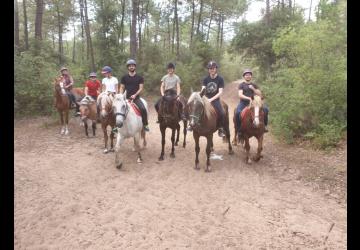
[[14, 81, 347, 249]]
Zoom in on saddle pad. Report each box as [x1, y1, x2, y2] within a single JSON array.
[[241, 107, 250, 121], [129, 101, 141, 116]]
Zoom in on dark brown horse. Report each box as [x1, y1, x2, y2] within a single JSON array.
[[97, 92, 116, 153], [158, 91, 187, 160], [186, 92, 233, 172], [53, 76, 84, 135], [233, 95, 265, 164]]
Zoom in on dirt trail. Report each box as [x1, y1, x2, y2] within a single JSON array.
[[15, 81, 346, 249]]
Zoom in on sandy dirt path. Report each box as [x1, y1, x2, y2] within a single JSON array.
[[15, 81, 346, 249]]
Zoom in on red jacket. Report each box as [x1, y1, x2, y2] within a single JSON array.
[[85, 79, 101, 97]]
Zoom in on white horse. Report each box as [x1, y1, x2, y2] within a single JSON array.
[[112, 91, 147, 169]]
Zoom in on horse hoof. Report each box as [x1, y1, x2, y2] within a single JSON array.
[[183, 143, 186, 148], [194, 166, 200, 170], [116, 163, 123, 169], [205, 168, 211, 173], [137, 158, 142, 164], [109, 148, 115, 152], [64, 130, 69, 135], [229, 150, 234, 155], [158, 156, 164, 161], [103, 149, 109, 154], [170, 153, 175, 158], [175, 142, 178, 146], [246, 159, 252, 164]]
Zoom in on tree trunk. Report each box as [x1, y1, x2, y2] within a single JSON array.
[[120, 0, 126, 52], [84, 0, 95, 71], [220, 14, 224, 49], [15, 0, 20, 48], [23, 0, 29, 50], [130, 0, 138, 59], [56, 4, 63, 65], [308, 0, 313, 21], [216, 14, 221, 49], [205, 7, 213, 43], [190, 0, 195, 46], [137, 1, 142, 54], [174, 0, 180, 59], [196, 0, 204, 35], [265, 0, 271, 25], [35, 0, 44, 40], [72, 23, 76, 63]]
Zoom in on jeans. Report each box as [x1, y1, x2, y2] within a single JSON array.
[[235, 101, 269, 131], [133, 97, 148, 126], [211, 98, 225, 128]]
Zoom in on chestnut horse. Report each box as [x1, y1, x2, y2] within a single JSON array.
[[186, 92, 233, 172], [97, 92, 116, 153], [233, 95, 265, 164], [53, 76, 84, 135], [158, 92, 187, 160]]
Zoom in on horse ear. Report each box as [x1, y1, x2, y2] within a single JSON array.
[[190, 87, 194, 94], [123, 90, 127, 98]]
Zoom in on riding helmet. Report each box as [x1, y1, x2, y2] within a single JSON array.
[[207, 61, 218, 69], [89, 72, 97, 77], [101, 66, 112, 74], [126, 59, 137, 66], [242, 69, 253, 76]]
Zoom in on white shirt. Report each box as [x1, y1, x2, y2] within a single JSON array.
[[102, 76, 118, 93]]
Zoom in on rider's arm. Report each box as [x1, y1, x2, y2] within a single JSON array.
[[176, 81, 181, 96], [160, 81, 165, 96], [208, 88, 223, 103], [239, 89, 252, 101], [133, 84, 143, 98], [249, 84, 262, 96]]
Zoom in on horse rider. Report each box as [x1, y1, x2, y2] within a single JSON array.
[[59, 66, 80, 116], [84, 72, 101, 120], [235, 69, 269, 138], [188, 60, 226, 138], [101, 66, 118, 97], [154, 62, 187, 123], [119, 59, 150, 132]]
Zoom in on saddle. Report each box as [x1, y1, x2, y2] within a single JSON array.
[[127, 100, 142, 116]]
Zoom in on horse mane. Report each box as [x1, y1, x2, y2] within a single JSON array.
[[80, 95, 95, 105], [251, 95, 263, 108], [188, 92, 212, 119]]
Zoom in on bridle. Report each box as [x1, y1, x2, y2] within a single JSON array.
[[114, 98, 129, 120]]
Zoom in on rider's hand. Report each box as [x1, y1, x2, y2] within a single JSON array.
[[249, 85, 255, 90], [130, 94, 136, 99]]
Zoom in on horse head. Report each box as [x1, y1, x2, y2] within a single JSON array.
[[249, 95, 264, 128], [112, 91, 128, 128], [97, 92, 113, 119], [186, 92, 204, 129], [78, 96, 95, 122], [54, 77, 66, 95]]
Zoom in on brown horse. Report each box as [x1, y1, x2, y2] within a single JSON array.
[[186, 92, 233, 172], [53, 77, 84, 135], [233, 95, 265, 164], [78, 96, 97, 137], [158, 91, 187, 160], [97, 92, 116, 153]]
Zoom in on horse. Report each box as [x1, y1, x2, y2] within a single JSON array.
[[112, 91, 147, 169], [53, 76, 84, 135], [233, 95, 265, 164], [158, 91, 187, 160], [186, 92, 233, 172], [97, 92, 116, 153], [78, 95, 97, 137]]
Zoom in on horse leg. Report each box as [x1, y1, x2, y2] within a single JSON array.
[[103, 125, 109, 153], [109, 131, 115, 152], [183, 120, 187, 148], [141, 128, 147, 148], [194, 133, 200, 170], [170, 128, 176, 158], [253, 135, 264, 162], [225, 119, 234, 155], [205, 135, 213, 172], [60, 111, 65, 135], [244, 138, 252, 164], [175, 123, 180, 146], [134, 133, 142, 163], [92, 121, 96, 136], [64, 110, 69, 135], [159, 125, 166, 161], [84, 120, 89, 137], [115, 134, 125, 169], [232, 115, 238, 146]]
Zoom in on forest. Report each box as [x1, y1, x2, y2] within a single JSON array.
[[14, 0, 347, 148]]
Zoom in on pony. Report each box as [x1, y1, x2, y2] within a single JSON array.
[[233, 95, 265, 164], [186, 92, 233, 172], [158, 91, 187, 160], [78, 95, 97, 137], [112, 91, 147, 169], [53, 76, 84, 135], [97, 92, 116, 153]]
